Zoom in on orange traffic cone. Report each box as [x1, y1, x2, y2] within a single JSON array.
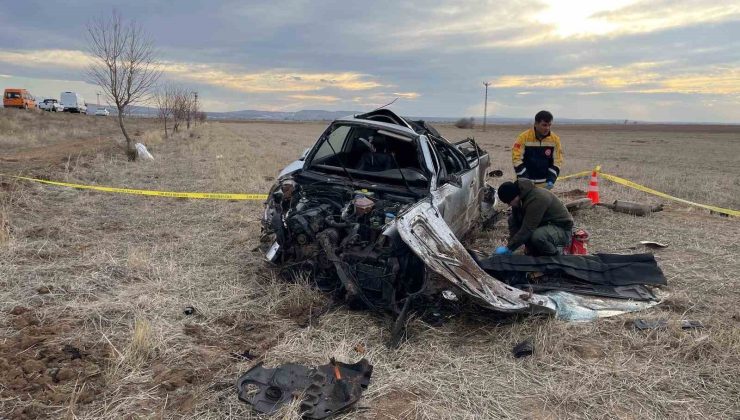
[[586, 166, 600, 204]]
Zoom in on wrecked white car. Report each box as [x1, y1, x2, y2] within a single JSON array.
[[262, 110, 551, 311], [261, 109, 665, 339]]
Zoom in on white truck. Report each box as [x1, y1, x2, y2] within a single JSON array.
[[39, 98, 64, 112], [60, 92, 87, 114]]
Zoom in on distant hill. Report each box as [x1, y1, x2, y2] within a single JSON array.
[[207, 110, 633, 125], [81, 105, 638, 125], [206, 109, 359, 121]]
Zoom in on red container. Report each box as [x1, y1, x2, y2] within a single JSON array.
[[565, 228, 589, 255]]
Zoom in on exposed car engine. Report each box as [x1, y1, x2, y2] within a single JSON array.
[[263, 177, 426, 314]]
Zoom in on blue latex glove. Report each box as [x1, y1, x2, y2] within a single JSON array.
[[494, 246, 511, 255], [546, 181, 554, 190]]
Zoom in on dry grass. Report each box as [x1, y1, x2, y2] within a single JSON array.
[[0, 192, 10, 244], [1, 112, 739, 419]]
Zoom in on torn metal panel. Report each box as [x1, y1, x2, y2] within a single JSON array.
[[396, 200, 555, 314], [546, 291, 665, 321]]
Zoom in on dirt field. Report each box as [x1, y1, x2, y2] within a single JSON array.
[[1, 110, 739, 419]]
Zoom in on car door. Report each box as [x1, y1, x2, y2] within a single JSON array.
[[430, 139, 476, 236], [454, 138, 490, 228]]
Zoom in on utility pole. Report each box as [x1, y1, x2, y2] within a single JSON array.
[[193, 91, 199, 127], [96, 92, 101, 109], [483, 82, 491, 132]]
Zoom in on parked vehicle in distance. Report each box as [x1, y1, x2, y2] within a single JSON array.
[[60, 91, 87, 114], [39, 98, 64, 112], [3, 88, 37, 109], [94, 107, 110, 116]]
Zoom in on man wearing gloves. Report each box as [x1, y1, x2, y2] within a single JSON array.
[[511, 110, 563, 189], [493, 179, 573, 256]]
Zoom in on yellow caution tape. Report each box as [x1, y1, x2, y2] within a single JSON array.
[[558, 170, 592, 181], [5, 175, 268, 201], [598, 173, 740, 217], [558, 169, 739, 217], [5, 170, 738, 216]]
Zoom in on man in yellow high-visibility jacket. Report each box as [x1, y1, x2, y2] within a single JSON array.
[[511, 110, 563, 189]]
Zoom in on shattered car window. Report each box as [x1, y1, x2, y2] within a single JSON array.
[[312, 125, 351, 163], [306, 123, 428, 188]]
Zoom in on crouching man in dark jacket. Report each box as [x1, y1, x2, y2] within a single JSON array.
[[494, 179, 573, 256]]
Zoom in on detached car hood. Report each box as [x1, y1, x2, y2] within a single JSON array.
[[396, 200, 556, 314]]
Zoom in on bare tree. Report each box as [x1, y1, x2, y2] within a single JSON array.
[[154, 84, 174, 138], [86, 11, 161, 160], [171, 86, 188, 133]]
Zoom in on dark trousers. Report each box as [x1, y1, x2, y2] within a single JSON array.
[[508, 212, 571, 256]]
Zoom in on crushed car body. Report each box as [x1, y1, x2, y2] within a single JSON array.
[[260, 109, 665, 327], [260, 109, 548, 314]]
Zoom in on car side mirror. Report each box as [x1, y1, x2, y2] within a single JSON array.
[[488, 170, 504, 178]]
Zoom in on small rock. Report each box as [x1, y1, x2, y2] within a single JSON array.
[[53, 367, 76, 382], [12, 313, 39, 329], [183, 306, 196, 316], [36, 286, 51, 294], [9, 306, 29, 315], [63, 345, 83, 360], [22, 359, 45, 374]]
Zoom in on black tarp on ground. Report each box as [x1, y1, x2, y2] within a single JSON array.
[[474, 253, 666, 300], [477, 253, 666, 286]]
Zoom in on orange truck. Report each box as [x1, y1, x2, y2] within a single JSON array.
[[3, 88, 37, 109]]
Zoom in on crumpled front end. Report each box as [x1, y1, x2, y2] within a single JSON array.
[[261, 176, 426, 313]]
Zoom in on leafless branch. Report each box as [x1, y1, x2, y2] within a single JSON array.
[[86, 10, 161, 160]]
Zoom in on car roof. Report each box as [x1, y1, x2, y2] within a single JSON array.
[[334, 115, 418, 137], [335, 108, 451, 144]]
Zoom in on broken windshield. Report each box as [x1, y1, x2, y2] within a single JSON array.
[[306, 123, 429, 188]]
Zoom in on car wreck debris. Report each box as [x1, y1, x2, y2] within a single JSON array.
[[599, 200, 664, 216], [261, 110, 543, 324], [236, 358, 373, 418], [512, 338, 534, 358], [261, 108, 670, 332], [633, 319, 704, 331], [640, 240, 668, 249]]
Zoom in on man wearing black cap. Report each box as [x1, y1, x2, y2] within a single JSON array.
[[494, 179, 573, 256]]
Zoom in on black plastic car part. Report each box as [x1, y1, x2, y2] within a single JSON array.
[[236, 358, 373, 419]]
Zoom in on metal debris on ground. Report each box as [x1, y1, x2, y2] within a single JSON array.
[[640, 241, 668, 249], [512, 338, 534, 358], [236, 358, 373, 418], [598, 200, 664, 216], [633, 319, 704, 331]]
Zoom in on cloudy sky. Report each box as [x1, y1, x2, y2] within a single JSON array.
[[1, 0, 739, 122]]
